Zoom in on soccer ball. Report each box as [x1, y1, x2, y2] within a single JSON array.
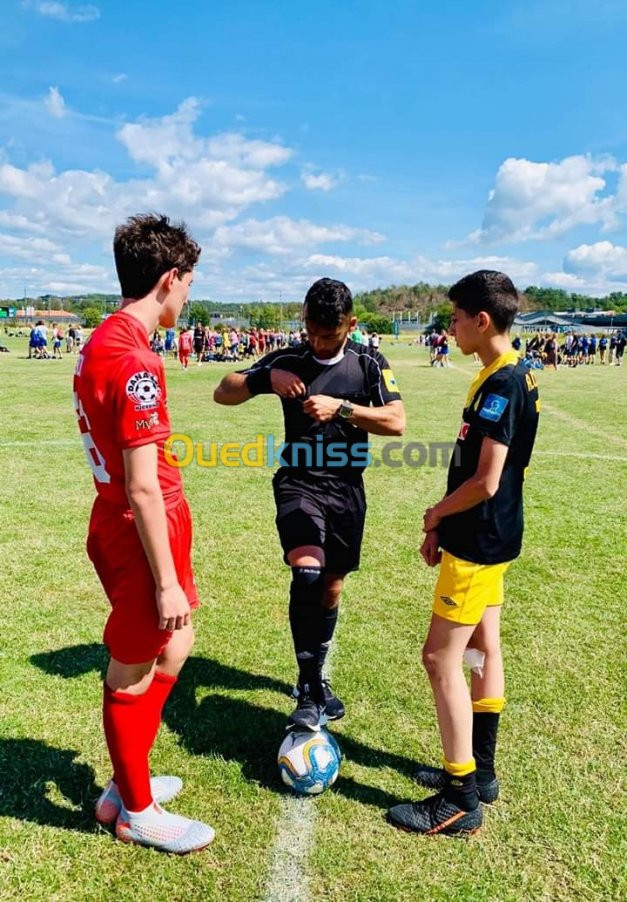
[[277, 729, 341, 795]]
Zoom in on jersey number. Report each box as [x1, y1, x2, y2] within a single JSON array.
[[525, 371, 538, 391], [74, 392, 111, 484]]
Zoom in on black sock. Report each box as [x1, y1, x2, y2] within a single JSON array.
[[289, 567, 325, 693], [443, 771, 479, 811], [317, 604, 339, 679], [473, 713, 500, 783]]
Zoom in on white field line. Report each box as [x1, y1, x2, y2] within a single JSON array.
[[0, 439, 625, 464], [264, 647, 337, 902], [447, 361, 627, 450], [539, 401, 627, 450], [534, 450, 627, 463], [264, 794, 317, 902], [0, 438, 79, 448]]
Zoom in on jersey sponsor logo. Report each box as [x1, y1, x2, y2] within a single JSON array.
[[478, 393, 509, 422], [135, 412, 160, 431], [126, 370, 162, 410], [439, 595, 457, 607], [457, 422, 470, 441], [382, 369, 399, 393]]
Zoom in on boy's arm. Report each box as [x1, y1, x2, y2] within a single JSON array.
[[123, 443, 190, 631], [424, 437, 509, 531]]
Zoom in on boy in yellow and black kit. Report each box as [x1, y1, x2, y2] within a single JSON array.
[[388, 270, 540, 836]]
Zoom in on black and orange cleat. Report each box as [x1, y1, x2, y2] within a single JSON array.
[[387, 792, 482, 836]]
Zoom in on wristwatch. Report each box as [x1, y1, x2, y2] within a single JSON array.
[[337, 399, 354, 420]]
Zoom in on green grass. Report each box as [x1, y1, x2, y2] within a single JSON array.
[[0, 334, 625, 901]]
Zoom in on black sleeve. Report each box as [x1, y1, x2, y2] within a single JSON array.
[[470, 372, 524, 447], [366, 350, 403, 406]]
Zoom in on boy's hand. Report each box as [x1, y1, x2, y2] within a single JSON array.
[[270, 369, 307, 398], [156, 584, 191, 631], [423, 506, 442, 532], [420, 530, 442, 567]]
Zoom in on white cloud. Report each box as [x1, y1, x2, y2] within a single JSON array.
[[302, 253, 537, 289], [22, 1, 100, 23], [564, 240, 627, 280], [0, 232, 69, 264], [469, 154, 618, 244], [213, 217, 384, 255], [541, 271, 589, 289], [44, 86, 66, 118], [301, 170, 340, 192], [112, 73, 127, 84], [0, 100, 295, 241]]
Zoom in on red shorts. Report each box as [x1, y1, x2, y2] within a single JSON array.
[[87, 494, 199, 665]]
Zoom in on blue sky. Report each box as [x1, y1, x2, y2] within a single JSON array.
[[2, 0, 627, 300]]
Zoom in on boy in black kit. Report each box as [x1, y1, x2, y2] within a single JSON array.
[[389, 270, 539, 836]]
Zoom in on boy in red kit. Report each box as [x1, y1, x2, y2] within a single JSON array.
[[74, 214, 214, 853]]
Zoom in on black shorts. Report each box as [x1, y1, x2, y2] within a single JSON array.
[[272, 470, 367, 574]]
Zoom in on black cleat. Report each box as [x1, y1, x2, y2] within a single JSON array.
[[287, 684, 327, 731], [320, 678, 345, 721], [413, 764, 499, 804], [387, 792, 482, 836]]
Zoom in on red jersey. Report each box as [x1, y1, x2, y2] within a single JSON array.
[[179, 330, 192, 352], [73, 309, 183, 509]]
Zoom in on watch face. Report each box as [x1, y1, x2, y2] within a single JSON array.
[[339, 401, 353, 418]]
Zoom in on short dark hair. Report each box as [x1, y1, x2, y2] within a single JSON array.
[[449, 270, 519, 333], [113, 213, 201, 299], [303, 278, 353, 327]]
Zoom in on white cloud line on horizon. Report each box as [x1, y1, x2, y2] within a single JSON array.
[[21, 1, 100, 23]]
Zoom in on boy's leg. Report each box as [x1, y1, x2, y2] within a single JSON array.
[[469, 606, 506, 792], [102, 623, 195, 812], [388, 614, 482, 835], [422, 615, 477, 778]]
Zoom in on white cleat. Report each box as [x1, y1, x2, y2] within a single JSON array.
[[115, 803, 215, 854], [95, 776, 183, 825]]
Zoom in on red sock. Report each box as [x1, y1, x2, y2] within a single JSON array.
[[103, 670, 177, 812]]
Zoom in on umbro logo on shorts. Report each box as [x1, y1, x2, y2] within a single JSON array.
[[440, 595, 457, 607]]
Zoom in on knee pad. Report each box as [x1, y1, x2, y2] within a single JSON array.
[[290, 566, 325, 607]]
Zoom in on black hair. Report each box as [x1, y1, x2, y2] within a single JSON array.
[[303, 278, 353, 327], [448, 270, 519, 333], [114, 213, 201, 299]]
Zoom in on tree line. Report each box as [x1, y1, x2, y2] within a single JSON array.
[[5, 282, 626, 331]]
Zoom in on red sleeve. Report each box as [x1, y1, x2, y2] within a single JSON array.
[[113, 352, 172, 449]]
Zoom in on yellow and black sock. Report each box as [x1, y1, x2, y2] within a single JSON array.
[[472, 697, 505, 783], [442, 758, 479, 811]]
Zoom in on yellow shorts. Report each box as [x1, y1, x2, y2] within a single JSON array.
[[432, 551, 512, 625]]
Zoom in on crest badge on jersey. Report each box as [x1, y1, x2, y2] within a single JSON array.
[[126, 371, 162, 411], [382, 369, 399, 393], [479, 393, 509, 422]]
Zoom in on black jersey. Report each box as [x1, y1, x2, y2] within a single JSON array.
[[242, 340, 402, 481], [438, 352, 540, 565]]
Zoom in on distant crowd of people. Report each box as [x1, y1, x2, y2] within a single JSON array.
[[521, 331, 626, 369], [18, 321, 85, 358], [150, 324, 381, 368], [415, 327, 627, 371]]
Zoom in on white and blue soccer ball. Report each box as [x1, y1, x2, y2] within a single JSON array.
[[277, 729, 341, 795]]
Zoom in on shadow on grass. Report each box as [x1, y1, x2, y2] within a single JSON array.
[[0, 738, 99, 833], [32, 643, 415, 810]]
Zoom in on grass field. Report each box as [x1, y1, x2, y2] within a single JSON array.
[[0, 333, 625, 901]]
